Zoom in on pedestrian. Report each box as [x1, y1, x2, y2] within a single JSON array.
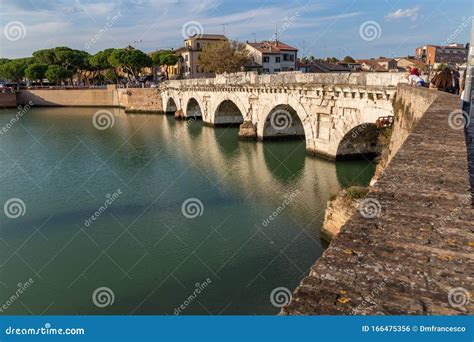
[[431, 67, 453, 93], [453, 67, 461, 95]]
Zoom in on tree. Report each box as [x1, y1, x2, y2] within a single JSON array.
[[25, 63, 48, 85], [151, 50, 179, 79], [108, 48, 152, 81], [0, 59, 29, 84], [343, 56, 356, 63], [89, 49, 118, 84], [325, 57, 339, 63], [45, 65, 72, 84], [199, 40, 250, 74]]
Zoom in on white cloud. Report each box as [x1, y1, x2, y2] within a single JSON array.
[[385, 6, 421, 22]]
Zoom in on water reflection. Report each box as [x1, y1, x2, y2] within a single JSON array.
[[0, 107, 375, 315]]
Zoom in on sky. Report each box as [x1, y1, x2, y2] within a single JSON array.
[[0, 0, 473, 59]]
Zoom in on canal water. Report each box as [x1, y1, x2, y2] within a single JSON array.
[[0, 107, 375, 315]]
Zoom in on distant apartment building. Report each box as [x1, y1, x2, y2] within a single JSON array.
[[415, 44, 468, 67], [246, 41, 298, 73], [175, 34, 228, 79]]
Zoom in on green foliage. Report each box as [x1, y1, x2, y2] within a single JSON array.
[[89, 49, 116, 69], [45, 65, 72, 83], [108, 48, 152, 79], [345, 186, 369, 200], [25, 63, 48, 81], [343, 56, 356, 63], [0, 59, 30, 82]]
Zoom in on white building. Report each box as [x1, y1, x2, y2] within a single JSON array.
[[246, 41, 298, 73]]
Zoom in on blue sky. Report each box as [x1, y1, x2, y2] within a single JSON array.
[[0, 0, 473, 59]]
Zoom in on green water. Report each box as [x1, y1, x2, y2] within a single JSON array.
[[0, 107, 375, 315]]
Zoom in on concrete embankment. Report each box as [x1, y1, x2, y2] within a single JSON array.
[[284, 85, 474, 315], [14, 86, 164, 113], [0, 93, 17, 108]]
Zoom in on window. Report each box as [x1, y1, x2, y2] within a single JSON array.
[[274, 68, 281, 72], [184, 55, 188, 61], [263, 56, 270, 63], [283, 54, 289, 61], [197, 42, 201, 49], [289, 55, 294, 61], [263, 68, 270, 73], [275, 56, 281, 63]]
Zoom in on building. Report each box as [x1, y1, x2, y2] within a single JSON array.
[[246, 41, 298, 73], [416, 44, 468, 67], [396, 58, 428, 72], [357, 58, 398, 72], [337, 62, 362, 72], [297, 60, 350, 73], [177, 34, 228, 79]]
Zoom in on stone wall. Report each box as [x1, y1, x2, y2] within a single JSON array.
[[372, 84, 439, 182], [0, 93, 17, 108], [283, 88, 473, 315], [17, 88, 114, 107], [115, 88, 163, 113]]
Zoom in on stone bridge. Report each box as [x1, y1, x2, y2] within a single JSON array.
[[160, 72, 407, 159]]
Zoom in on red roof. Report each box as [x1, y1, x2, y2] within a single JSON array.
[[247, 41, 298, 54]]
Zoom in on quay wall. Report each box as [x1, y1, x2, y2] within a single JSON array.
[[16, 88, 115, 107], [0, 93, 17, 108]]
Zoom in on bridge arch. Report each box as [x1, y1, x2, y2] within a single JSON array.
[[258, 97, 315, 147], [185, 97, 203, 118], [165, 97, 178, 114], [336, 123, 381, 159], [212, 97, 246, 126]]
